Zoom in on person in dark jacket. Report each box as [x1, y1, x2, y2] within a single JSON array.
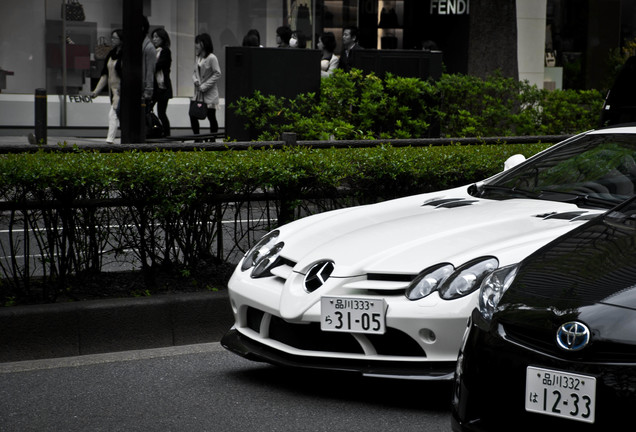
[[150, 28, 173, 136], [338, 25, 362, 72], [276, 26, 292, 48]]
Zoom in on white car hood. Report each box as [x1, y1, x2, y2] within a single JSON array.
[[278, 186, 601, 276]]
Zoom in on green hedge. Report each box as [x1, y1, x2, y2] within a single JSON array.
[[229, 70, 604, 141], [0, 143, 551, 205]]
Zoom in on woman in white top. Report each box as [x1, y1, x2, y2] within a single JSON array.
[[318, 32, 339, 78], [190, 33, 222, 135], [91, 29, 123, 144]]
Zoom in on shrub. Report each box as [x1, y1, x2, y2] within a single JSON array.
[[230, 70, 604, 140]]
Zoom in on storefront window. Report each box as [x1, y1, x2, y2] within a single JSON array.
[[0, 0, 49, 95], [285, 0, 314, 48], [196, 0, 283, 100], [44, 0, 113, 97], [0, 0, 319, 99]]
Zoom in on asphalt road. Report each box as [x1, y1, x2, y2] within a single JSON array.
[[0, 343, 453, 432]]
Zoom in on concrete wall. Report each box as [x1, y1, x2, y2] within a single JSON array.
[[517, 0, 547, 89]]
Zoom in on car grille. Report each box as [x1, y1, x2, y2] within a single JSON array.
[[246, 306, 426, 357], [502, 322, 636, 362]]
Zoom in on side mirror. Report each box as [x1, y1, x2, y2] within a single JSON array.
[[504, 154, 526, 171]]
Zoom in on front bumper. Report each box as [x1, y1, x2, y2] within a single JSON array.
[[226, 259, 476, 380], [451, 310, 636, 431], [222, 328, 456, 380]]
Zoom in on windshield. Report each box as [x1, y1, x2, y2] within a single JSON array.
[[475, 133, 636, 209]]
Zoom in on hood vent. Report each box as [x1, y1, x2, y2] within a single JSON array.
[[534, 211, 596, 221], [422, 198, 477, 209]]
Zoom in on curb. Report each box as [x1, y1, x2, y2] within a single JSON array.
[[0, 291, 233, 363]]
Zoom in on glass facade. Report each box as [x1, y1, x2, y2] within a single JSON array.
[[0, 0, 635, 128], [0, 0, 360, 100], [38, 0, 286, 100], [0, 0, 289, 127]]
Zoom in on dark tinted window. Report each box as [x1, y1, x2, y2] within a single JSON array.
[[488, 134, 636, 205]]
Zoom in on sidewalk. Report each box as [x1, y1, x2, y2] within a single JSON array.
[[0, 290, 234, 363], [0, 128, 114, 146], [0, 127, 227, 146]]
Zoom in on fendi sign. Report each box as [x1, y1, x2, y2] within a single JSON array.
[[430, 0, 470, 15]]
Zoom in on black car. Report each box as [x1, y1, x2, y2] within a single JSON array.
[[452, 196, 636, 431]]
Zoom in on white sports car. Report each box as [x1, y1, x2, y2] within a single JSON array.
[[222, 126, 636, 380]]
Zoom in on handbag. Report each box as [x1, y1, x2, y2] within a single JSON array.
[[62, 0, 86, 21], [95, 37, 111, 60], [189, 98, 207, 120], [146, 112, 164, 138]]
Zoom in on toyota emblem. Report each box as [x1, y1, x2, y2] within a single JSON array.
[[556, 321, 591, 351]]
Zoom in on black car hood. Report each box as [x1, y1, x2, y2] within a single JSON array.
[[503, 211, 636, 311]]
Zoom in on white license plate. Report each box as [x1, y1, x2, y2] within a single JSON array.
[[525, 366, 596, 424], [320, 297, 387, 334]]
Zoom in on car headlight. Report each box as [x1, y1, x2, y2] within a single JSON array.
[[478, 264, 519, 321], [405, 263, 454, 300], [438, 257, 499, 300], [240, 230, 285, 278]]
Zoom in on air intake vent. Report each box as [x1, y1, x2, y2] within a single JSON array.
[[422, 198, 477, 208], [535, 211, 593, 221]]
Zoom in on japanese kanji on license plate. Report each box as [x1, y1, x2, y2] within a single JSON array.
[[525, 366, 596, 424], [320, 297, 387, 334]]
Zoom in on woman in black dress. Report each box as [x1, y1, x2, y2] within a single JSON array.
[[151, 28, 173, 137]]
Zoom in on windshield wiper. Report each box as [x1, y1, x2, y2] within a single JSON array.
[[537, 189, 621, 209], [474, 184, 621, 209], [474, 184, 541, 199]]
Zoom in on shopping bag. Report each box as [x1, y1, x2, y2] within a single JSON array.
[[189, 99, 207, 120]]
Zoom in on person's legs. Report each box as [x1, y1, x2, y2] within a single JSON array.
[[107, 104, 118, 143], [157, 99, 171, 137], [207, 108, 218, 133], [190, 115, 200, 135]]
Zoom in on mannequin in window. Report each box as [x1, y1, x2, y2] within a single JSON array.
[[288, 0, 312, 41]]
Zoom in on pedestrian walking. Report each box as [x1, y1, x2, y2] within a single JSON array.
[[150, 28, 173, 136], [190, 33, 221, 136], [90, 29, 123, 144]]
